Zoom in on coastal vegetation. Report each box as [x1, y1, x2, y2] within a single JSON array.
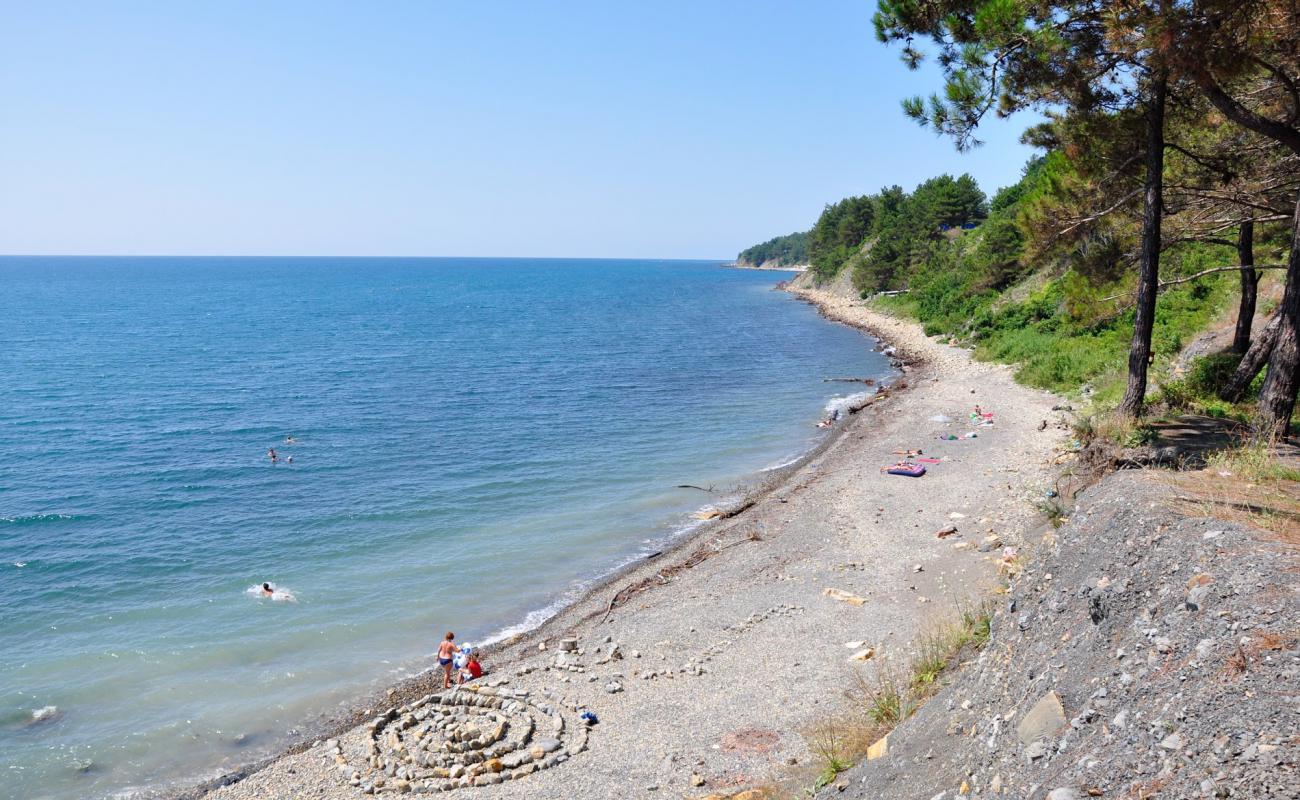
[[740, 1, 1300, 439], [736, 230, 809, 268]]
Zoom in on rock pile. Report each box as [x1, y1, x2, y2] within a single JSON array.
[[334, 685, 588, 794]]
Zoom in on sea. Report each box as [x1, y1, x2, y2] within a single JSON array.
[[0, 257, 892, 800]]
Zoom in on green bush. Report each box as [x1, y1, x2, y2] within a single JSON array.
[[1159, 379, 1195, 411], [1187, 352, 1243, 397]]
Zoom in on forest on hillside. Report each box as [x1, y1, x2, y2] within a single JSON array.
[[740, 0, 1299, 439], [736, 231, 809, 267]]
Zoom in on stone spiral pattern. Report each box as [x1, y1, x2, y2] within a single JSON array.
[[336, 686, 587, 794]]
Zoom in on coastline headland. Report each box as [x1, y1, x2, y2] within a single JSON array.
[[191, 277, 1069, 799], [727, 260, 809, 272]]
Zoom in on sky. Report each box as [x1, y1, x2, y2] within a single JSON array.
[[0, 1, 1041, 259]]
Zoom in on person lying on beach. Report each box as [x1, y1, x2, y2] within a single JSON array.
[[437, 632, 457, 689], [892, 449, 923, 457]]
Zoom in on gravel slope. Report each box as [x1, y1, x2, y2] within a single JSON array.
[[819, 469, 1299, 800]]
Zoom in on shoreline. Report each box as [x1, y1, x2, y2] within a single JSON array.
[[725, 262, 809, 272], [189, 282, 1067, 800], [162, 292, 902, 800]]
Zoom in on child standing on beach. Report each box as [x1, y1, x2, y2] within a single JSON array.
[[437, 632, 456, 689]]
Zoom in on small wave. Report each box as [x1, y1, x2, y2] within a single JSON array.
[[824, 390, 874, 417], [479, 505, 722, 647], [0, 513, 78, 525], [479, 600, 569, 646], [245, 584, 297, 603], [760, 454, 804, 472]]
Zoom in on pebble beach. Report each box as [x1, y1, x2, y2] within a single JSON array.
[[192, 279, 1072, 799]]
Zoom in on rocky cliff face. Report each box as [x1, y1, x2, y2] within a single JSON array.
[[820, 470, 1298, 799], [734, 258, 809, 270]]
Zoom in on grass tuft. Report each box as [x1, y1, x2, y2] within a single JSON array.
[[1165, 436, 1300, 542]]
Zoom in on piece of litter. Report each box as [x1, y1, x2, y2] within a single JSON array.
[[823, 588, 868, 606]]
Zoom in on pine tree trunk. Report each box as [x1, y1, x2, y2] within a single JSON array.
[[1118, 76, 1167, 418], [1220, 312, 1280, 402], [1254, 194, 1300, 440], [1232, 221, 1257, 353]]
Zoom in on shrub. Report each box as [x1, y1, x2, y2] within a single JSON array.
[[1187, 352, 1243, 397]]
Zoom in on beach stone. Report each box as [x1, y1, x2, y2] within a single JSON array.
[[535, 737, 561, 754], [559, 637, 578, 652], [1018, 691, 1066, 745], [1024, 740, 1049, 762]]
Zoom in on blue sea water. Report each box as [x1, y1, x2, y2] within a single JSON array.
[[0, 257, 890, 800]]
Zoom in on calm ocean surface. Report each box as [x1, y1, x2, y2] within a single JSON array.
[[0, 257, 890, 799]]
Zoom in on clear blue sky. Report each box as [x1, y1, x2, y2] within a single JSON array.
[[0, 1, 1039, 258]]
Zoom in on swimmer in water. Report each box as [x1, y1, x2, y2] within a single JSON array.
[[268, 448, 278, 462], [286, 455, 293, 464], [285, 435, 296, 444], [261, 582, 274, 596]]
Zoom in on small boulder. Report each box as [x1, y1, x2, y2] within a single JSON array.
[[1017, 691, 1067, 745]]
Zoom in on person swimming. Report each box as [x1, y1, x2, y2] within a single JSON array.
[[267, 448, 278, 462], [285, 435, 297, 444], [261, 582, 274, 596]]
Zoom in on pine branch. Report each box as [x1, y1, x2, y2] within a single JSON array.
[[1099, 264, 1288, 302]]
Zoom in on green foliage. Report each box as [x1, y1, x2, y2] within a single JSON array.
[[1158, 352, 1255, 419], [806, 174, 988, 287], [853, 173, 989, 292], [737, 230, 809, 267], [1188, 353, 1244, 397], [858, 156, 1236, 407], [809, 196, 875, 281]]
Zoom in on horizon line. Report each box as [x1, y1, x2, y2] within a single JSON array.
[[0, 253, 733, 262]]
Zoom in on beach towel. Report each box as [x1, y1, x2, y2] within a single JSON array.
[[884, 462, 926, 477]]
